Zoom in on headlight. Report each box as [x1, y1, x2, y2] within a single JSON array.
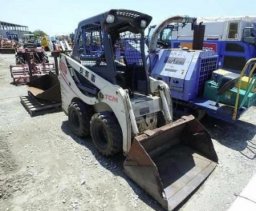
[[106, 14, 115, 24], [140, 20, 147, 28]]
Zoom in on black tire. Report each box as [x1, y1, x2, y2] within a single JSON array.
[[16, 55, 25, 64], [90, 112, 122, 156], [68, 101, 93, 137]]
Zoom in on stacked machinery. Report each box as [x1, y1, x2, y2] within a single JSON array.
[[0, 37, 16, 54], [10, 34, 54, 85], [148, 16, 256, 121]]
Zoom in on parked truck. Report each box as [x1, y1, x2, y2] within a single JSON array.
[[149, 16, 256, 73], [148, 16, 256, 122]]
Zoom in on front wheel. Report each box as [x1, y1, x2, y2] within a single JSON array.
[[90, 112, 122, 156], [68, 101, 92, 137]]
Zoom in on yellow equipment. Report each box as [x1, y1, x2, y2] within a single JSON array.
[[41, 36, 49, 51]]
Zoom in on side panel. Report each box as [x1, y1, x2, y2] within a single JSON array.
[[58, 54, 132, 153], [58, 54, 98, 112]]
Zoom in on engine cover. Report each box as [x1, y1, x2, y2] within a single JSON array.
[[151, 49, 218, 101], [136, 113, 157, 132]]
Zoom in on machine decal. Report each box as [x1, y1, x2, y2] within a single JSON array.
[[105, 94, 118, 102], [203, 42, 217, 52], [91, 74, 96, 82], [78, 67, 90, 79], [165, 57, 186, 65], [85, 70, 89, 78]]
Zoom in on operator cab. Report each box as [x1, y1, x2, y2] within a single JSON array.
[[22, 34, 38, 48], [72, 9, 152, 96]]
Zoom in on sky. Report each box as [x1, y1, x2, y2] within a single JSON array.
[[0, 0, 255, 36]]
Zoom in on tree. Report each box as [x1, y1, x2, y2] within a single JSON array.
[[33, 30, 47, 38]]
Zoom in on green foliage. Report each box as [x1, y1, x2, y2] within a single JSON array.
[[33, 30, 47, 38]]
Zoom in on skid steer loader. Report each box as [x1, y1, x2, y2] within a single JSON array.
[[57, 9, 218, 210]]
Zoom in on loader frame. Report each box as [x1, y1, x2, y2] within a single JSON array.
[[59, 50, 172, 153], [58, 9, 173, 154]]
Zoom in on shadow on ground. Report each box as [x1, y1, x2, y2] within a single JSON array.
[[61, 120, 164, 211], [60, 115, 256, 210], [202, 116, 256, 160]]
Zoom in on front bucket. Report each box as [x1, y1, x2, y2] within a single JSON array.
[[124, 115, 218, 211], [27, 72, 61, 102]]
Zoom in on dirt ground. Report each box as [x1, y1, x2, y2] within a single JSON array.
[[0, 53, 256, 211]]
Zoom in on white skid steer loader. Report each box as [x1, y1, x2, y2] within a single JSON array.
[[56, 9, 218, 211]]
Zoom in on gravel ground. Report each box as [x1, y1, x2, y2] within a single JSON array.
[[0, 53, 256, 211]]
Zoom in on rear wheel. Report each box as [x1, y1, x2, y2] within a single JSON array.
[[68, 101, 93, 137], [90, 112, 122, 156]]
